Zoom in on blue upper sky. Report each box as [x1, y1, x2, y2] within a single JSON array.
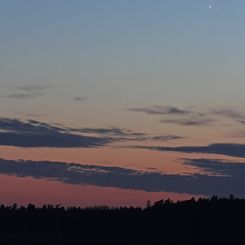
[[0, 0, 245, 127]]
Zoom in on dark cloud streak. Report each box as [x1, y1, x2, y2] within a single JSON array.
[[0, 118, 112, 148], [74, 96, 85, 101], [0, 118, 183, 148], [136, 143, 245, 158], [0, 158, 245, 196], [160, 118, 213, 126], [128, 106, 191, 116]]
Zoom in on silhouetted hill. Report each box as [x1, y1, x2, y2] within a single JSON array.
[[0, 196, 245, 244]]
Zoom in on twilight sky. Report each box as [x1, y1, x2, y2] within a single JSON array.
[[0, 0, 245, 207]]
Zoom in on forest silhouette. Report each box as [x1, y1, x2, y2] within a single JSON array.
[[0, 196, 245, 244]]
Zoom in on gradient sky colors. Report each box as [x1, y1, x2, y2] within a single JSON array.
[[0, 0, 245, 207]]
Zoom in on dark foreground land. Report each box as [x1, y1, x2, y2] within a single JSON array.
[[0, 196, 245, 244]]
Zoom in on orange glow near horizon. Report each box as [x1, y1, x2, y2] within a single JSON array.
[[0, 174, 199, 207], [1, 146, 245, 173]]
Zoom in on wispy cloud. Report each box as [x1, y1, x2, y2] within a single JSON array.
[[3, 85, 54, 99], [68, 127, 183, 142], [211, 108, 245, 121], [74, 96, 85, 101], [6, 93, 41, 99], [129, 105, 245, 127], [129, 106, 191, 116], [11, 85, 52, 92], [150, 135, 183, 141], [128, 105, 210, 127], [68, 127, 145, 137]]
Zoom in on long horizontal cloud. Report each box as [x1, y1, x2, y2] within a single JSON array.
[[0, 118, 182, 148], [68, 127, 144, 136], [183, 158, 245, 177], [128, 105, 245, 127], [3, 85, 53, 99], [137, 143, 245, 158], [211, 108, 245, 121], [11, 85, 52, 92], [0, 158, 245, 196], [129, 106, 191, 115], [160, 118, 213, 126], [0, 118, 112, 148], [6, 93, 41, 99], [66, 126, 183, 142]]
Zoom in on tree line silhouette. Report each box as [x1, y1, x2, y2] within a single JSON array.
[[0, 196, 245, 244]]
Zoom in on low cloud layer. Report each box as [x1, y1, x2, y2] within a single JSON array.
[[0, 158, 245, 196], [137, 143, 245, 158]]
